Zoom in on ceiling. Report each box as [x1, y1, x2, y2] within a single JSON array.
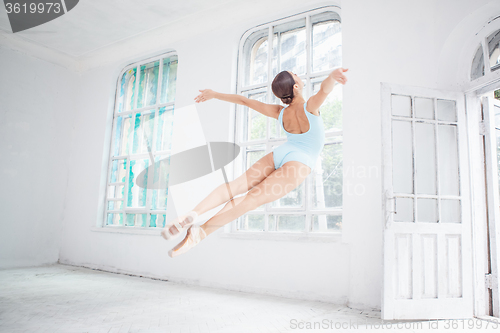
[[0, 0, 235, 58]]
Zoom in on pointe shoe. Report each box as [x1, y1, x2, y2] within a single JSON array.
[[160, 211, 198, 241], [168, 225, 207, 258]]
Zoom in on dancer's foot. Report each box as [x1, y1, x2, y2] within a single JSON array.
[[161, 211, 198, 241], [168, 224, 207, 258]]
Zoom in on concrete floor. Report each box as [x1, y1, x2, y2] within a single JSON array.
[[0, 264, 486, 332]]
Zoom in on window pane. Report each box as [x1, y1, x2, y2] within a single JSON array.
[[117, 68, 137, 113], [268, 215, 276, 231], [243, 29, 268, 87], [131, 110, 155, 155], [115, 115, 134, 156], [441, 199, 461, 223], [107, 185, 124, 199], [417, 198, 438, 223], [437, 99, 457, 122], [107, 200, 123, 210], [274, 18, 306, 75], [487, 29, 500, 72], [312, 214, 341, 231], [239, 214, 264, 231], [392, 120, 413, 193], [150, 214, 166, 228], [111, 116, 123, 157], [107, 213, 124, 226], [156, 106, 174, 151], [110, 159, 127, 183], [312, 15, 341, 73], [125, 213, 148, 227], [394, 197, 413, 222], [312, 141, 342, 209], [127, 158, 149, 208], [246, 146, 266, 169], [151, 155, 169, 210], [414, 97, 434, 119], [438, 124, 460, 196], [391, 94, 411, 117], [160, 56, 178, 104], [415, 122, 436, 195], [273, 215, 305, 231], [137, 60, 159, 108], [313, 82, 342, 131], [471, 44, 484, 80], [270, 183, 303, 208], [244, 91, 267, 141]]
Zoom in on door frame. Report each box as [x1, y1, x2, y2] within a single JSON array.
[[466, 86, 500, 319]]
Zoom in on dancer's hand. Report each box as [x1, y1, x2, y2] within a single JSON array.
[[194, 89, 216, 103], [331, 67, 348, 85]]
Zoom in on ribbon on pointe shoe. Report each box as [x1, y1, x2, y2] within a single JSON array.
[[161, 211, 199, 241]]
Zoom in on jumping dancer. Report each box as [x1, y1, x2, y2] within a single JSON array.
[[161, 67, 349, 257]]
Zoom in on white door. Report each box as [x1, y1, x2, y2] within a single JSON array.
[[381, 83, 473, 319], [480, 95, 500, 317]]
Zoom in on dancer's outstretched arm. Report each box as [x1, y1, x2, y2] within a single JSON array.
[[195, 89, 245, 105], [307, 67, 348, 113], [194, 89, 281, 119]]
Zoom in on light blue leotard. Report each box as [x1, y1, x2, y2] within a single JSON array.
[[273, 101, 325, 172]]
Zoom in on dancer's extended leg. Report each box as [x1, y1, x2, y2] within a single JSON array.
[[168, 161, 311, 256], [163, 152, 275, 237], [200, 161, 310, 236]]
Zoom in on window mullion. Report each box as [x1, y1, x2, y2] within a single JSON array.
[[104, 116, 119, 226], [306, 175, 312, 234], [266, 26, 272, 156], [306, 14, 311, 86], [265, 26, 271, 234], [482, 37, 491, 75], [267, 25, 273, 87], [277, 32, 281, 74], [156, 58, 163, 106], [117, 102, 174, 117], [434, 98, 441, 223], [133, 65, 140, 110], [305, 14, 312, 233], [123, 155, 131, 226], [124, 65, 140, 225], [143, 59, 164, 227]]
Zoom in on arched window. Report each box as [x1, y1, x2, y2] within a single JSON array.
[[471, 28, 500, 80], [234, 7, 343, 234], [104, 53, 178, 229]]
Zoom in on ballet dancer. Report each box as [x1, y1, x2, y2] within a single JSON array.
[[161, 67, 349, 257]]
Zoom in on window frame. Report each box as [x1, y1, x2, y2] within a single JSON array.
[[226, 6, 343, 239], [98, 51, 178, 232], [471, 28, 500, 82]]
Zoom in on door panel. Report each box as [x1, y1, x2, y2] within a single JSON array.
[[381, 83, 473, 319]]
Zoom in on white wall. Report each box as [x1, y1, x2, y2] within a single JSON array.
[[0, 45, 76, 268], [2, 0, 497, 310]]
